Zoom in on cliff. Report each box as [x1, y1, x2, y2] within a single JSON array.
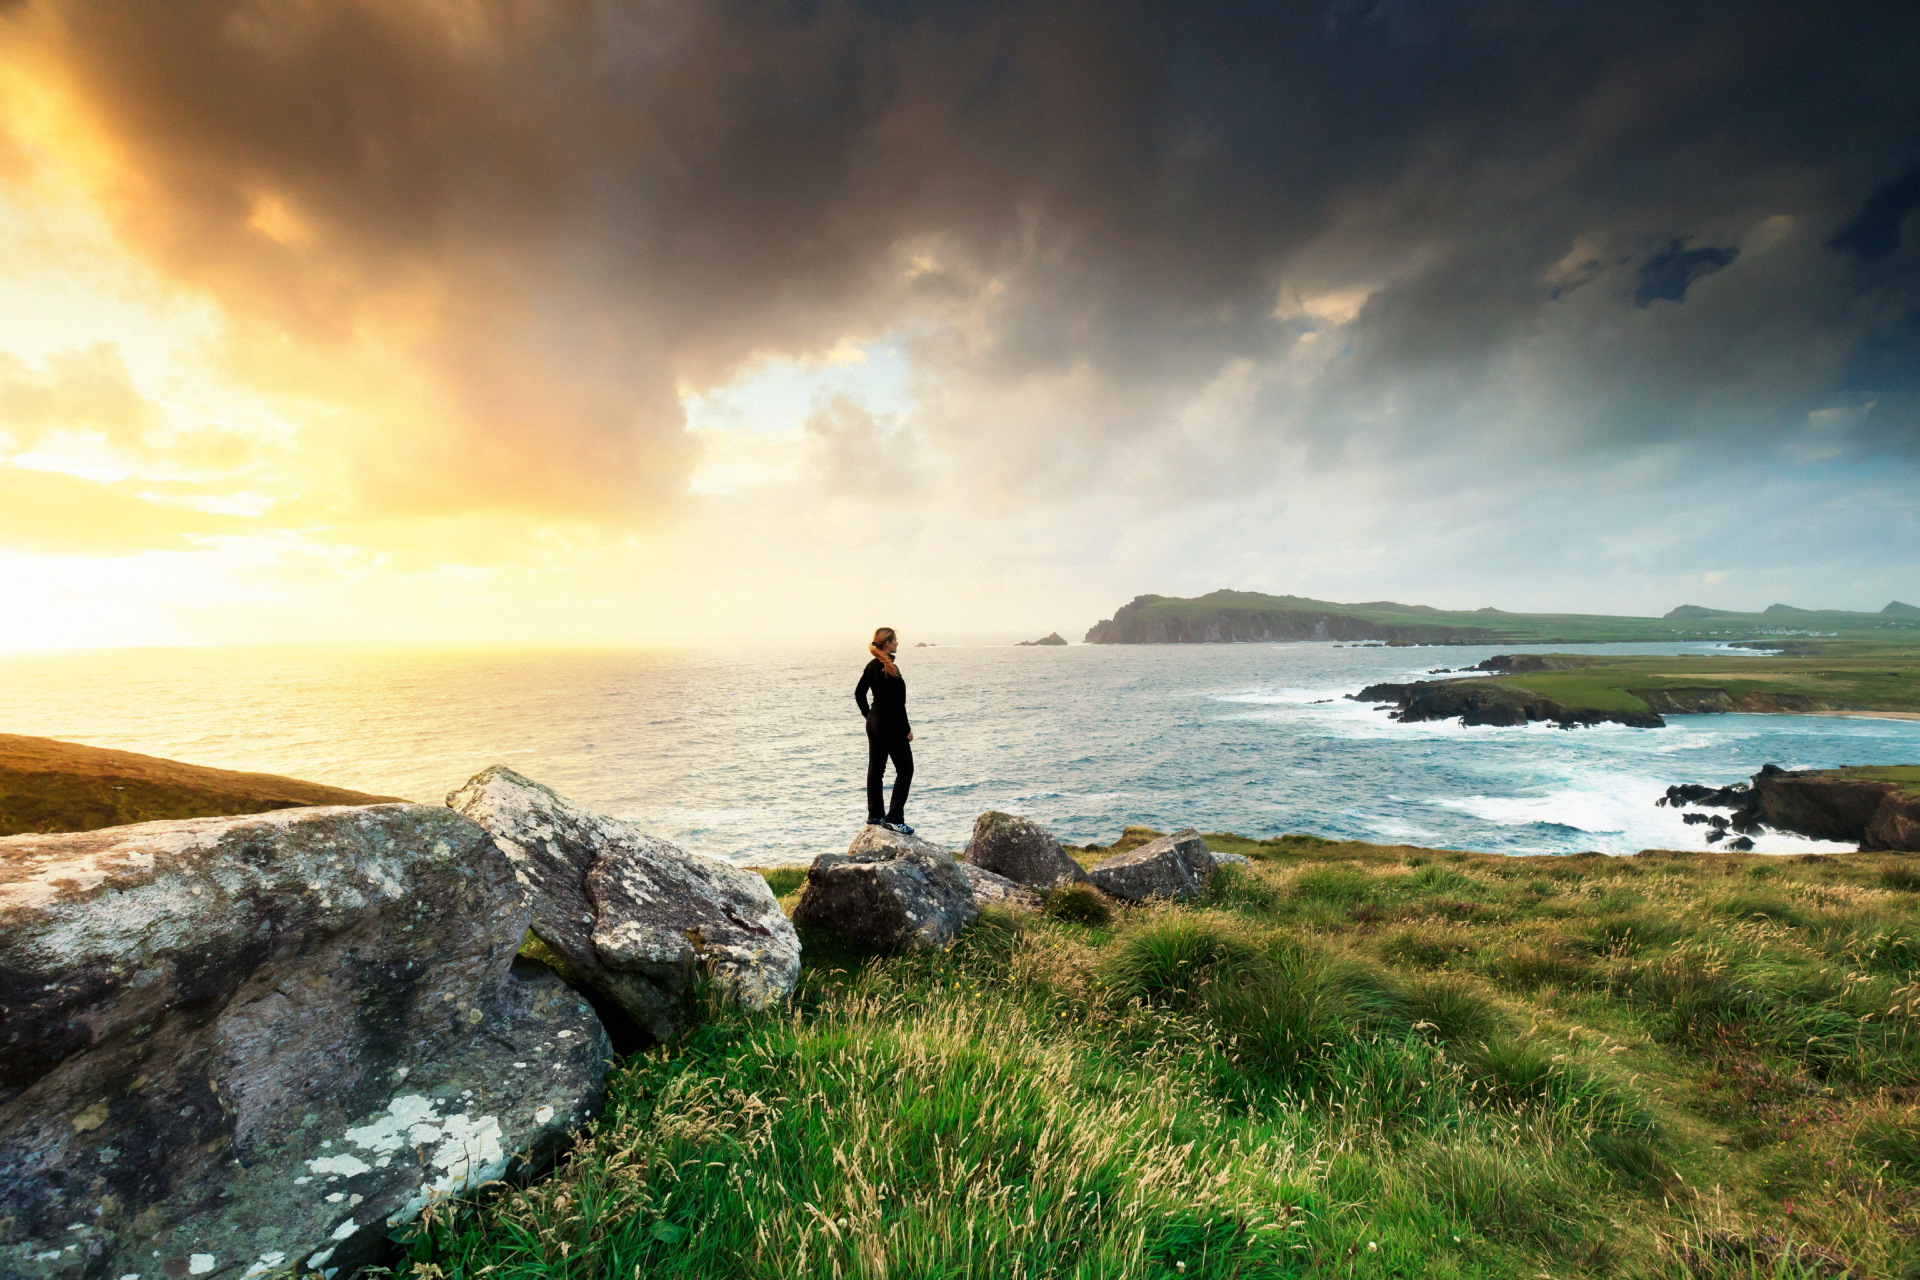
[[0, 733, 402, 836], [1086, 591, 1496, 645], [1751, 765, 1920, 852]]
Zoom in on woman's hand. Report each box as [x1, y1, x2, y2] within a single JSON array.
[[908, 730, 915, 742]]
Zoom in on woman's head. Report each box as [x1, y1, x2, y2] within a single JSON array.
[[872, 626, 898, 653]]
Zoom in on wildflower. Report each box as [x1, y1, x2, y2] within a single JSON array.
[[1368, 1242, 1378, 1252]]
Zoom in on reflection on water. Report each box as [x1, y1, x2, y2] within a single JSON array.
[[2, 640, 1916, 865]]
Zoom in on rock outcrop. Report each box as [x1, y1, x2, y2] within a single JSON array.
[[793, 826, 979, 950], [0, 804, 608, 1280], [1087, 829, 1216, 902], [963, 811, 1091, 892], [1352, 679, 1665, 729], [1751, 766, 1920, 852], [1657, 765, 1920, 852], [1017, 633, 1069, 646], [447, 766, 799, 1041], [962, 863, 1044, 911]]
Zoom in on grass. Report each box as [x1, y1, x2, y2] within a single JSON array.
[[0, 731, 401, 836], [1488, 649, 1920, 718], [394, 832, 1920, 1279]]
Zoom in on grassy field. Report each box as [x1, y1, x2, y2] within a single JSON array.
[[396, 832, 1920, 1279], [1488, 649, 1920, 718], [0, 733, 401, 836]]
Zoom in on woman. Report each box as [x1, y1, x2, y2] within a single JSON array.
[[854, 626, 915, 834]]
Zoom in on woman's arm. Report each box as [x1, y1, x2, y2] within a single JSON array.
[[854, 667, 873, 717]]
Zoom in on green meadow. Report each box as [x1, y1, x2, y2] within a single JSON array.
[[1484, 649, 1920, 718], [396, 833, 1920, 1279]]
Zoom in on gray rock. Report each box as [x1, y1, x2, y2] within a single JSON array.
[[0, 804, 608, 1280], [447, 766, 800, 1041], [963, 811, 1090, 891], [793, 826, 979, 950], [962, 862, 1044, 911], [1212, 851, 1254, 868], [1087, 828, 1216, 902]]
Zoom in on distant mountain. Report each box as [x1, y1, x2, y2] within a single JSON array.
[[1668, 602, 1911, 622], [1086, 591, 1920, 646]]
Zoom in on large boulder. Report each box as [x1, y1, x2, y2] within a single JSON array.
[[0, 805, 608, 1280], [1087, 829, 1216, 902], [963, 811, 1091, 891], [793, 826, 979, 950], [447, 767, 800, 1041], [961, 862, 1044, 912]]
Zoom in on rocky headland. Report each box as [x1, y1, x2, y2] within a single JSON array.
[[1086, 591, 1497, 645], [1659, 764, 1920, 852], [1016, 632, 1068, 646], [1351, 676, 1666, 729]]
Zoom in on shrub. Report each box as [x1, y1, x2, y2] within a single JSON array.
[[1408, 865, 1483, 898], [1881, 861, 1920, 893], [1485, 943, 1594, 990], [1404, 973, 1507, 1045], [1378, 925, 1472, 970], [1103, 917, 1268, 1006], [1044, 884, 1115, 927], [1204, 863, 1282, 912], [1289, 864, 1372, 905]]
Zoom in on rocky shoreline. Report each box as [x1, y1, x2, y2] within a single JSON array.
[[1659, 764, 1920, 852], [1350, 676, 1666, 729]]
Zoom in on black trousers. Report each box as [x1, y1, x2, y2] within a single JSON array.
[[866, 726, 914, 823]]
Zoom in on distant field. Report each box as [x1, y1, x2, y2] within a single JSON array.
[[1490, 648, 1920, 718]]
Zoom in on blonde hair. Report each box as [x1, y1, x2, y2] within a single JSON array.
[[870, 626, 899, 676]]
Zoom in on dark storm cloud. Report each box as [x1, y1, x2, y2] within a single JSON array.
[[1831, 166, 1920, 262], [1634, 242, 1740, 309], [21, 0, 1920, 515]]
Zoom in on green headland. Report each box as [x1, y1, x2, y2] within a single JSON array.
[[1477, 648, 1920, 720], [1084, 589, 1920, 647]]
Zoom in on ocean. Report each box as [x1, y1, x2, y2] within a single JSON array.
[[3, 639, 1916, 865]]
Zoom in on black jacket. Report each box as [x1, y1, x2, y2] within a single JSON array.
[[855, 658, 909, 734]]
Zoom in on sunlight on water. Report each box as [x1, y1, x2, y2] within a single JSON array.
[[2, 641, 1913, 864]]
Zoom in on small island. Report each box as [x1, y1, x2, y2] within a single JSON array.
[[1017, 632, 1068, 646]]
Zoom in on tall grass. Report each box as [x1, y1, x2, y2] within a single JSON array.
[[396, 839, 1920, 1279]]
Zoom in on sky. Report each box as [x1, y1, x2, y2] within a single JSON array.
[[1, 0, 1917, 649]]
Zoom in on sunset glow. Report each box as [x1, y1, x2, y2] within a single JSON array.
[[1, 2, 1914, 649]]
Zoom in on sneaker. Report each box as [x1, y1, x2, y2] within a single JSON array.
[[886, 821, 915, 835]]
